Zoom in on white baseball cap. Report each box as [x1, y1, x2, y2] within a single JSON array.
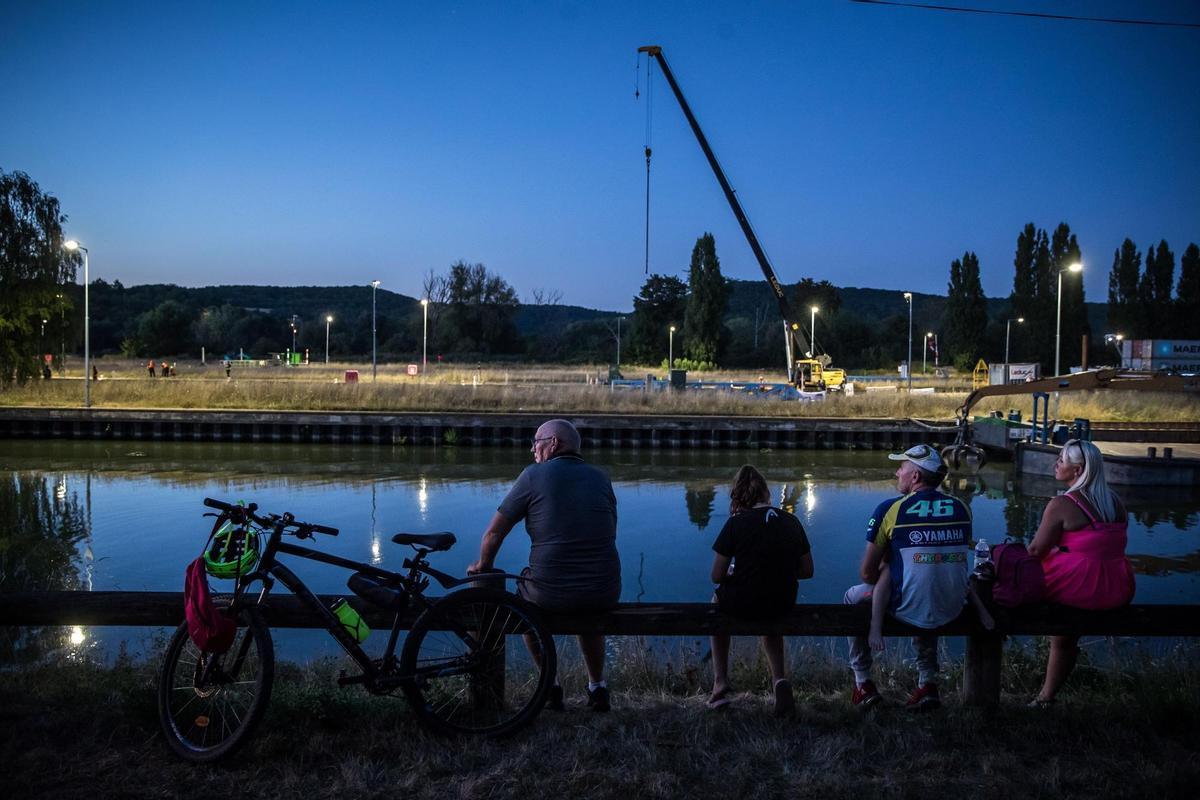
[[887, 443, 946, 474]]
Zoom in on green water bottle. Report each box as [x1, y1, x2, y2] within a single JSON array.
[[331, 598, 370, 643]]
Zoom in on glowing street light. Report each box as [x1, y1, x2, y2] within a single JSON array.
[[62, 240, 90, 407], [371, 280, 381, 381], [923, 332, 933, 374], [903, 292, 913, 391], [1054, 263, 1083, 377], [810, 306, 818, 358], [325, 315, 333, 364], [420, 298, 429, 374], [1004, 317, 1024, 380], [669, 325, 676, 370]]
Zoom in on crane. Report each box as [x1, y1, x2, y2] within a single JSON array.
[[638, 45, 843, 391]]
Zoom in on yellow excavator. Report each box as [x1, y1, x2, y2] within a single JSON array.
[[639, 45, 844, 392]]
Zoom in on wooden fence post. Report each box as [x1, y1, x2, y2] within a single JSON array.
[[962, 577, 1002, 708]]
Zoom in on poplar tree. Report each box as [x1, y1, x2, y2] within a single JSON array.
[[1176, 243, 1200, 339], [944, 251, 988, 368], [682, 232, 729, 365], [0, 170, 79, 384], [1050, 223, 1088, 370], [1139, 240, 1175, 337], [628, 274, 687, 364], [1106, 238, 1141, 337]]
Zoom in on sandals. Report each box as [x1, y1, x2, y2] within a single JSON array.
[[1027, 696, 1056, 709]]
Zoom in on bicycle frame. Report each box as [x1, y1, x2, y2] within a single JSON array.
[[222, 514, 525, 693]]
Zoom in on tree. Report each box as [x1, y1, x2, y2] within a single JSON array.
[[1176, 243, 1200, 339], [0, 170, 79, 383], [790, 278, 841, 355], [943, 251, 988, 368], [682, 233, 729, 364], [1139, 240, 1174, 338], [1049, 223, 1087, 371], [628, 274, 687, 363], [1010, 223, 1052, 369], [439, 261, 521, 354], [1106, 238, 1141, 337], [135, 300, 196, 356]]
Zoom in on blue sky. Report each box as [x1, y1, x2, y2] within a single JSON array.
[[2, 1, 1197, 311]]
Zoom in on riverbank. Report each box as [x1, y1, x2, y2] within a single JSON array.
[[3, 640, 1197, 799]]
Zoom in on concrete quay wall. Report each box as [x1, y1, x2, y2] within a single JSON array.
[[0, 407, 957, 450]]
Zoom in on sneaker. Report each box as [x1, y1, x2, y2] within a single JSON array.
[[851, 680, 882, 709], [586, 685, 611, 712], [906, 683, 941, 712], [546, 685, 565, 712]]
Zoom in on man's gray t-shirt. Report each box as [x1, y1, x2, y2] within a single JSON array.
[[498, 454, 620, 611]]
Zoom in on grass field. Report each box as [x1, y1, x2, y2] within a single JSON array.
[[3, 635, 1197, 799], [4, 359, 1198, 422]]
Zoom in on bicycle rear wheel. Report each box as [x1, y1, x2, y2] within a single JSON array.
[[400, 587, 555, 737], [157, 605, 274, 762]]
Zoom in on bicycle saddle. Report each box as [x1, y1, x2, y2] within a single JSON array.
[[392, 532, 456, 551]]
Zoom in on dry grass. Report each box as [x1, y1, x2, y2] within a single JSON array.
[[2, 637, 1197, 799], [3, 359, 1197, 422]]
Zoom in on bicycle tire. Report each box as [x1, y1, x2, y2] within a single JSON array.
[[157, 605, 274, 762], [400, 587, 556, 737]]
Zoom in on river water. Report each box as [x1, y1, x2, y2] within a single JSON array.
[[3, 439, 1198, 662]]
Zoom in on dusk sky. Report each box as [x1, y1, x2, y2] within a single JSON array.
[[3, 1, 1197, 312]]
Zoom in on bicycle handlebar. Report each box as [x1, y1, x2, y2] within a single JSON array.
[[203, 497, 339, 537]]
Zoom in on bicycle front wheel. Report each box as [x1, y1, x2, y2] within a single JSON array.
[[156, 605, 274, 762], [400, 587, 556, 737]]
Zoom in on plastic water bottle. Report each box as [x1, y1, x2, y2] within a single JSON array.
[[973, 539, 992, 578]]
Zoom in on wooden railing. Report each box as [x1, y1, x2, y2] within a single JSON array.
[[3, 591, 1196, 708]]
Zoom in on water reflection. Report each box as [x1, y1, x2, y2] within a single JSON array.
[[0, 440, 1197, 622], [0, 472, 89, 661]]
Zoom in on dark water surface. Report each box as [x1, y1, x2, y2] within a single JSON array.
[[3, 439, 1198, 661]]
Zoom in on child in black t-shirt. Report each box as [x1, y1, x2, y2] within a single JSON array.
[[708, 465, 814, 716]]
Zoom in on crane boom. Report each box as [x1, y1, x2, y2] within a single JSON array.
[[638, 45, 812, 381]]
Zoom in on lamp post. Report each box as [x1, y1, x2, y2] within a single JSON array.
[[1054, 263, 1083, 377], [62, 240, 89, 407], [923, 332, 933, 374], [290, 316, 298, 360], [1104, 333, 1124, 364], [810, 306, 818, 358], [669, 325, 676, 370], [903, 292, 913, 391], [56, 293, 65, 365], [420, 298, 429, 374], [325, 315, 333, 364], [1004, 317, 1024, 382], [370, 280, 380, 381], [616, 316, 624, 369]]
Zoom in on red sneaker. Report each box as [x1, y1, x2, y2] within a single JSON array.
[[906, 683, 941, 712], [852, 680, 882, 709]]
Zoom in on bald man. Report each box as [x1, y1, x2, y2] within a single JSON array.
[[468, 418, 621, 712]]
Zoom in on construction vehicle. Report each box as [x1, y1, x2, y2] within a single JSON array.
[[941, 368, 1200, 469], [639, 45, 843, 392]]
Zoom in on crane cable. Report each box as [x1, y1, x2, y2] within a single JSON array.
[[636, 52, 654, 274]]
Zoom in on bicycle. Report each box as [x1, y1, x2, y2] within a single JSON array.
[[157, 497, 556, 762]]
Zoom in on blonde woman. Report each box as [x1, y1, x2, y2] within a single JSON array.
[[1027, 439, 1135, 705]]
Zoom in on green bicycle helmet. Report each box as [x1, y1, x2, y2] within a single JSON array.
[[204, 520, 259, 579]]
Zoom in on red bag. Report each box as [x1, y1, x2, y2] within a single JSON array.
[[184, 557, 237, 653], [991, 542, 1047, 607]]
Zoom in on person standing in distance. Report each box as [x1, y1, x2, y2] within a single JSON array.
[[844, 444, 971, 711], [468, 419, 621, 712]]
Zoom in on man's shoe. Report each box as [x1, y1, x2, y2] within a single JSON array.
[[773, 679, 796, 718], [906, 683, 941, 712], [586, 686, 611, 712], [546, 685, 565, 711], [851, 680, 882, 709]]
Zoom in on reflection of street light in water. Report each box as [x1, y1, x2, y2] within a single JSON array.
[[70, 626, 86, 645], [418, 476, 429, 518], [804, 479, 817, 514]]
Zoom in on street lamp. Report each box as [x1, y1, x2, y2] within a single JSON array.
[[290, 316, 298, 359], [1054, 263, 1083, 377], [923, 332, 933, 374], [810, 306, 818, 358], [1104, 333, 1124, 364], [903, 292, 913, 391], [616, 316, 624, 369], [1004, 317, 1024, 381], [62, 240, 89, 408], [325, 315, 333, 364], [370, 280, 381, 381], [669, 325, 676, 370], [420, 298, 429, 374]]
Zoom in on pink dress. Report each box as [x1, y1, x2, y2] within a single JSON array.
[[1040, 493, 1136, 610]]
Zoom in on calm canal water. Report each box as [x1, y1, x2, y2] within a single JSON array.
[[3, 438, 1198, 661]]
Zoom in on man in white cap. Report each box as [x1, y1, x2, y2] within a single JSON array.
[[844, 443, 971, 711]]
